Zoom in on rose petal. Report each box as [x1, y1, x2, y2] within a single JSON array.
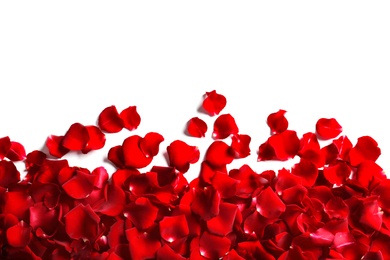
[[64, 203, 100, 241], [61, 169, 96, 199], [6, 141, 26, 161], [187, 117, 208, 138], [46, 135, 69, 158], [267, 109, 288, 134], [267, 130, 300, 161], [359, 196, 383, 231], [212, 171, 238, 199], [323, 161, 351, 185], [223, 249, 245, 260], [206, 202, 237, 236], [257, 141, 276, 161], [0, 136, 11, 160], [6, 221, 32, 247], [139, 132, 164, 157], [213, 114, 239, 139], [160, 215, 189, 242], [356, 161, 385, 189], [235, 241, 275, 260], [29, 202, 59, 237], [126, 227, 161, 259], [230, 164, 263, 198], [349, 136, 381, 166], [316, 118, 342, 140], [125, 197, 158, 230], [202, 90, 227, 116], [167, 140, 200, 173], [3, 189, 34, 220], [98, 105, 124, 133], [256, 186, 286, 219], [94, 183, 126, 217], [231, 134, 251, 158], [362, 251, 384, 260], [108, 145, 125, 169], [119, 106, 141, 131], [205, 141, 234, 168], [325, 197, 349, 219], [199, 231, 231, 259], [157, 244, 186, 260], [333, 135, 353, 161], [298, 132, 324, 167], [291, 159, 318, 187], [0, 160, 20, 188], [122, 135, 153, 168], [191, 186, 221, 221], [82, 125, 106, 153], [62, 123, 90, 151]]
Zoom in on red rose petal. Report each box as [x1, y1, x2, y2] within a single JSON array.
[[267, 109, 288, 134], [213, 114, 239, 139], [157, 244, 186, 260], [94, 183, 126, 216], [362, 251, 384, 260], [359, 196, 383, 231], [0, 160, 20, 188], [62, 123, 90, 151], [126, 227, 161, 259], [29, 202, 59, 237], [6, 220, 32, 247], [316, 118, 342, 140], [46, 135, 69, 158], [257, 141, 276, 161], [349, 136, 381, 166], [159, 215, 189, 242], [125, 197, 158, 230], [191, 186, 221, 221], [0, 136, 11, 160], [235, 241, 275, 260], [333, 135, 353, 161], [167, 140, 200, 173], [202, 90, 227, 116], [108, 145, 125, 168], [205, 141, 234, 168], [82, 125, 106, 153], [291, 159, 318, 187], [119, 105, 141, 131], [187, 117, 208, 138], [325, 197, 349, 219], [64, 203, 100, 241], [61, 169, 96, 199], [206, 202, 237, 236], [98, 105, 124, 133], [323, 161, 351, 185], [199, 231, 231, 259], [256, 186, 286, 219], [267, 130, 300, 161], [212, 171, 238, 199], [122, 135, 153, 168], [6, 141, 26, 161], [223, 249, 245, 260], [139, 132, 164, 158], [356, 161, 385, 189], [231, 134, 251, 158], [298, 132, 324, 167], [3, 189, 34, 220]]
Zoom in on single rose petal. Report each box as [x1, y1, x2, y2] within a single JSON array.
[[94, 183, 126, 217], [199, 231, 231, 259], [268, 130, 300, 161], [212, 171, 238, 199], [5, 141, 26, 161], [0, 136, 11, 160], [139, 132, 164, 157], [223, 249, 245, 260], [349, 136, 381, 166], [309, 227, 335, 246], [6, 221, 32, 247], [323, 161, 351, 185], [187, 117, 208, 138], [62, 123, 90, 151], [275, 168, 302, 193], [126, 227, 161, 260], [122, 135, 153, 168], [257, 141, 276, 161], [64, 204, 100, 241], [108, 145, 125, 168], [230, 164, 263, 198], [291, 159, 318, 187], [0, 160, 20, 188], [157, 244, 186, 260], [333, 135, 353, 161], [205, 141, 234, 168], [125, 197, 158, 230], [29, 202, 59, 237], [362, 251, 384, 260], [316, 118, 342, 140], [206, 202, 237, 236], [118, 105, 141, 131], [46, 135, 69, 158], [98, 105, 124, 133], [160, 215, 189, 242], [231, 134, 251, 159], [213, 114, 239, 139], [256, 186, 286, 219], [356, 161, 385, 189], [235, 241, 275, 260], [91, 167, 109, 189], [82, 125, 106, 153], [61, 169, 96, 199], [359, 196, 383, 231], [267, 109, 288, 134], [3, 189, 34, 220], [298, 132, 324, 167], [191, 186, 221, 221], [167, 140, 200, 173], [202, 90, 227, 116], [325, 197, 349, 219]]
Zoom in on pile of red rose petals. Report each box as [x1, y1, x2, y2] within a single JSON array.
[[1, 90, 390, 260]]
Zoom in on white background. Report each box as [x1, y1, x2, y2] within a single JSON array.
[[1, 1, 390, 181]]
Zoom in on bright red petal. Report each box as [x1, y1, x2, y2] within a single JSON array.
[[187, 117, 208, 138], [349, 136, 381, 166], [139, 132, 164, 157], [108, 145, 125, 168], [126, 227, 161, 259], [46, 135, 69, 158], [256, 186, 286, 219], [122, 135, 153, 168], [6, 221, 32, 247], [356, 160, 385, 189], [298, 132, 324, 167], [323, 161, 351, 185], [316, 118, 342, 140], [82, 125, 106, 153], [94, 183, 125, 217], [213, 114, 239, 139], [160, 215, 189, 242], [64, 203, 100, 241], [125, 197, 158, 230], [98, 105, 124, 133], [157, 244, 186, 260], [268, 130, 300, 161], [191, 186, 221, 221], [120, 106, 141, 131], [206, 202, 237, 236], [202, 90, 227, 116], [291, 159, 318, 187], [0, 136, 11, 160], [61, 170, 96, 199], [205, 141, 234, 168], [199, 231, 231, 259], [267, 109, 288, 134], [167, 140, 200, 173], [0, 160, 20, 188], [62, 123, 90, 151], [231, 134, 251, 158], [5, 141, 26, 161]]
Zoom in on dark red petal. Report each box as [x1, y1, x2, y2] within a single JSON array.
[[256, 186, 286, 219], [62, 123, 90, 150], [267, 109, 288, 134], [122, 135, 152, 168], [187, 117, 208, 138], [359, 197, 383, 231], [0, 160, 20, 188], [6, 141, 26, 161], [223, 249, 245, 260], [349, 136, 381, 166], [205, 141, 234, 168], [231, 134, 251, 158], [316, 118, 342, 140], [126, 227, 161, 260], [167, 140, 200, 173], [61, 170, 96, 199], [3, 190, 34, 220], [202, 90, 227, 116], [291, 159, 318, 187], [94, 183, 125, 217], [268, 130, 300, 161], [213, 114, 239, 139], [98, 105, 124, 133], [139, 132, 164, 157], [199, 231, 231, 259], [325, 197, 349, 219], [46, 135, 69, 158], [323, 161, 351, 185], [6, 221, 32, 247], [91, 167, 109, 189], [0, 136, 11, 160], [119, 106, 141, 131], [125, 197, 158, 230], [206, 202, 237, 236], [157, 244, 186, 260], [29, 202, 59, 236], [191, 186, 221, 221], [236, 241, 275, 260], [82, 125, 106, 153], [356, 161, 385, 189], [257, 141, 276, 161], [108, 145, 125, 168], [298, 132, 324, 167], [160, 215, 189, 242], [64, 203, 100, 241]]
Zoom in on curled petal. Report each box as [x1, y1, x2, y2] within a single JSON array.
[[167, 140, 200, 173], [122, 135, 152, 168], [98, 105, 124, 133], [256, 186, 286, 219], [6, 221, 32, 247], [157, 244, 186, 260], [82, 125, 106, 153], [0, 136, 11, 160], [231, 134, 251, 158], [6, 141, 26, 161], [349, 136, 381, 166], [236, 241, 275, 260], [64, 204, 100, 241], [108, 145, 125, 168], [323, 161, 351, 185], [333, 135, 353, 161], [267, 109, 288, 134], [298, 132, 324, 167], [159, 215, 189, 242], [119, 106, 141, 131], [46, 135, 69, 158], [268, 130, 300, 161], [213, 114, 239, 139], [257, 141, 276, 161], [91, 167, 109, 189], [191, 186, 221, 221], [316, 118, 342, 140], [325, 197, 349, 219], [126, 227, 161, 260], [206, 202, 237, 236], [187, 117, 208, 138], [139, 132, 164, 158], [62, 123, 90, 151], [29, 202, 59, 237], [199, 231, 231, 259], [356, 161, 385, 189], [205, 141, 234, 168], [202, 90, 227, 116], [0, 160, 20, 188], [125, 197, 158, 230], [94, 183, 126, 217], [61, 170, 96, 199], [291, 159, 318, 187]]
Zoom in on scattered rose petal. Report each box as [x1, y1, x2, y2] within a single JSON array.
[[323, 161, 351, 185], [349, 136, 381, 166], [231, 134, 251, 158], [291, 159, 318, 187], [64, 204, 100, 241], [206, 202, 237, 236], [119, 106, 141, 131], [316, 118, 342, 140], [187, 117, 208, 138], [46, 135, 69, 158], [6, 141, 26, 161], [267, 109, 288, 134], [202, 90, 227, 116], [82, 125, 106, 153], [256, 186, 286, 219], [62, 123, 90, 151], [0, 136, 11, 160], [139, 132, 164, 158], [122, 135, 153, 168], [0, 160, 20, 188], [98, 105, 124, 133], [205, 141, 234, 168], [125, 197, 158, 230], [167, 140, 200, 173], [213, 114, 239, 139], [6, 221, 32, 247], [199, 231, 231, 259], [160, 215, 189, 242]]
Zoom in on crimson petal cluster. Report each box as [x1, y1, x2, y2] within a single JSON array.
[[0, 90, 390, 260]]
